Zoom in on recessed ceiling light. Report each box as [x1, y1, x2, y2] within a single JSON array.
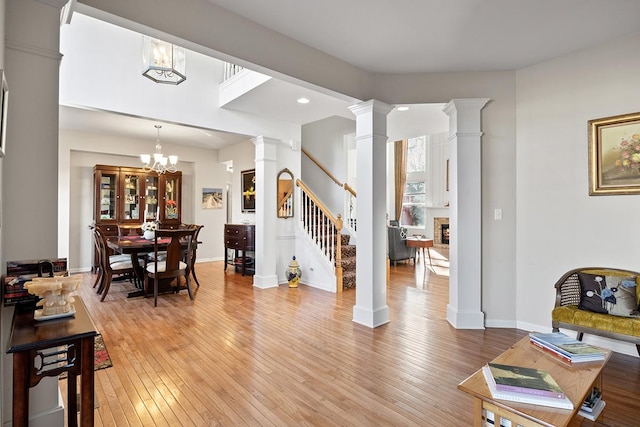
[[397, 106, 410, 111], [297, 97, 310, 104]]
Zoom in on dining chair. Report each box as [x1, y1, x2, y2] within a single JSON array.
[[188, 224, 204, 287], [117, 223, 143, 237], [94, 226, 135, 301], [179, 223, 204, 287], [144, 228, 195, 307], [120, 223, 153, 267], [92, 226, 131, 290]]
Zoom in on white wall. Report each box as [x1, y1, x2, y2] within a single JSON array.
[[2, 1, 67, 425], [301, 116, 356, 215], [516, 32, 640, 355], [0, 2, 6, 425], [59, 129, 233, 272]]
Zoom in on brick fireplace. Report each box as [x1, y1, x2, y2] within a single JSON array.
[[434, 217, 450, 248]]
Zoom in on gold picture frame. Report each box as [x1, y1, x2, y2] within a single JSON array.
[[589, 111, 640, 195]]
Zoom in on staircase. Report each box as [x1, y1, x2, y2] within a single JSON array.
[[297, 179, 359, 292], [296, 148, 358, 292]]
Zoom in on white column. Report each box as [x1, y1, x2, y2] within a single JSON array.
[[252, 136, 279, 289], [349, 100, 393, 328], [2, 2, 68, 425], [443, 98, 489, 329]]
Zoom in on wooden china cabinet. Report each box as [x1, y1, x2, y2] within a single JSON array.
[[92, 164, 182, 269]]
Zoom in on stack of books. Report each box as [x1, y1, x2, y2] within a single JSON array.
[[481, 362, 574, 409], [578, 387, 606, 421], [529, 332, 606, 364]]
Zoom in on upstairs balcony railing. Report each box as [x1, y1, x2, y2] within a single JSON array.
[[223, 63, 245, 82]]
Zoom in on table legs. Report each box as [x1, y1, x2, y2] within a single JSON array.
[[12, 352, 30, 426], [417, 247, 433, 267], [79, 336, 95, 427], [11, 336, 94, 427]]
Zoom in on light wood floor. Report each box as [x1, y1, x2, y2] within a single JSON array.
[[62, 248, 640, 426]]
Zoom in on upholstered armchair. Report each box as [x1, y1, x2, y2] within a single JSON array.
[[388, 226, 416, 266]]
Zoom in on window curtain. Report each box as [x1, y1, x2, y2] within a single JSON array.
[[394, 140, 407, 222]]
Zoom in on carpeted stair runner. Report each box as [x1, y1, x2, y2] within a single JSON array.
[[340, 234, 356, 289]]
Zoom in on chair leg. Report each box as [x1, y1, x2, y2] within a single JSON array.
[[143, 275, 149, 299], [100, 271, 113, 302], [154, 276, 159, 307], [95, 269, 105, 294], [93, 268, 103, 289], [185, 275, 194, 301], [192, 265, 201, 287]]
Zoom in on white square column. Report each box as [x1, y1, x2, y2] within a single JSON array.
[[443, 98, 489, 329], [349, 100, 394, 328], [252, 136, 279, 289]]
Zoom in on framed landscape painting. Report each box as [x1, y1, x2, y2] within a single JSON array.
[[241, 169, 256, 212], [589, 111, 640, 195], [202, 187, 223, 209]]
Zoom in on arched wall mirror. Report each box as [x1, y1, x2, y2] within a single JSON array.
[[277, 168, 294, 218]]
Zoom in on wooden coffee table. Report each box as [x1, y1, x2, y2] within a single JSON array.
[[405, 237, 433, 266], [458, 335, 611, 427]]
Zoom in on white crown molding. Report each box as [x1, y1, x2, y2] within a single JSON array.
[[5, 40, 63, 61], [36, 0, 70, 9]]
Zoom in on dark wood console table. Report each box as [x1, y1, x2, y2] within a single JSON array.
[[7, 297, 98, 427], [224, 224, 255, 276]]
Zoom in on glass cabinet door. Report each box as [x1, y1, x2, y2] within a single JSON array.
[[122, 171, 143, 221], [145, 175, 159, 221], [97, 170, 118, 221], [163, 174, 180, 221]]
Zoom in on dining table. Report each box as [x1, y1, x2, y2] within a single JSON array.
[[108, 233, 200, 297], [107, 235, 173, 297]]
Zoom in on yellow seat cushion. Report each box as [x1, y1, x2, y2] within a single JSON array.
[[552, 306, 640, 337]]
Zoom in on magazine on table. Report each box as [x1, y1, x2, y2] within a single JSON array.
[[482, 366, 574, 410], [528, 332, 605, 361], [486, 363, 565, 399]]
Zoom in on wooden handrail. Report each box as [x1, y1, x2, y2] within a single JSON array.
[[278, 188, 293, 209], [343, 183, 356, 197], [302, 147, 343, 188], [296, 178, 344, 292], [296, 179, 342, 226]]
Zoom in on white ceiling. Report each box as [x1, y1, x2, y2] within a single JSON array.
[[204, 0, 640, 74], [60, 1, 640, 148]]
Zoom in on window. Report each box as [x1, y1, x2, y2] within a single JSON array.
[[401, 136, 426, 228]]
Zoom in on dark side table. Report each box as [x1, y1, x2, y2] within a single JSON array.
[[7, 297, 97, 427]]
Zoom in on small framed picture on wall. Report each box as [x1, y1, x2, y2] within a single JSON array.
[[241, 169, 256, 212], [202, 187, 223, 209]]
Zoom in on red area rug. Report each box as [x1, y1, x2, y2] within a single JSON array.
[[59, 334, 113, 379]]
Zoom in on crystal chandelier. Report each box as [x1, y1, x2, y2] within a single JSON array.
[[141, 125, 178, 174], [141, 36, 186, 85]]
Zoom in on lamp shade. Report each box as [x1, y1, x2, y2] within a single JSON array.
[[142, 36, 186, 85]]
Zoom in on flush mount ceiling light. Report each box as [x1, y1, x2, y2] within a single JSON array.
[[397, 106, 410, 111], [142, 36, 186, 85], [140, 125, 178, 174], [297, 97, 310, 104]]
